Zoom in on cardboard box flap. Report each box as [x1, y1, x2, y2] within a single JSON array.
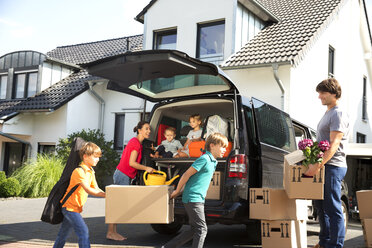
[[284, 150, 305, 165]]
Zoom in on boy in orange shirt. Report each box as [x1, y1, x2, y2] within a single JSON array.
[[54, 142, 106, 248]]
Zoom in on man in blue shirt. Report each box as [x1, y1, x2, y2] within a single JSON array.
[[305, 78, 349, 248], [163, 133, 228, 248]]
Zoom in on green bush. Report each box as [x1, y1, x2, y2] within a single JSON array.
[[12, 154, 64, 198], [0, 171, 6, 183], [0, 178, 21, 198], [56, 129, 120, 188]]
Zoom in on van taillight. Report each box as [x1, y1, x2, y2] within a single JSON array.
[[228, 154, 247, 179]]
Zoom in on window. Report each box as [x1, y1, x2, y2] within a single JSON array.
[[293, 124, 307, 148], [38, 143, 56, 154], [235, 3, 266, 51], [197, 21, 225, 65], [252, 98, 296, 152], [13, 71, 38, 99], [363, 76, 367, 121], [114, 114, 125, 150], [357, 132, 366, 143], [154, 29, 177, 50], [0, 74, 7, 99], [328, 46, 335, 78]]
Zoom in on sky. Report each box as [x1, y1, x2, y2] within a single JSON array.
[[0, 0, 149, 56], [0, 0, 371, 57]]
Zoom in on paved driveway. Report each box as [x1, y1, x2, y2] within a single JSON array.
[[0, 197, 366, 247]]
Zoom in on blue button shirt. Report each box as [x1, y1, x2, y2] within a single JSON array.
[[182, 151, 217, 203]]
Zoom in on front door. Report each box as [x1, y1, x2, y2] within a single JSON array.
[[3, 142, 26, 175]]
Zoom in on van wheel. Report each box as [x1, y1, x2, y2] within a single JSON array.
[[151, 221, 183, 235], [342, 200, 348, 235], [245, 221, 261, 245]]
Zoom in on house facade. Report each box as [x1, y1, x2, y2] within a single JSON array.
[[0, 0, 371, 176], [137, 0, 372, 142]]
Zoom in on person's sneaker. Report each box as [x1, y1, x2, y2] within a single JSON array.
[[313, 244, 324, 248]]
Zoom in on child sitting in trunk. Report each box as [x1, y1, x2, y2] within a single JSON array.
[[151, 127, 183, 158], [175, 114, 203, 158]]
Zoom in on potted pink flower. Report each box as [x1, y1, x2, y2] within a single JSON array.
[[298, 139, 330, 167]]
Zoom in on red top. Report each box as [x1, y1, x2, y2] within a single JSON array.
[[117, 137, 143, 179]]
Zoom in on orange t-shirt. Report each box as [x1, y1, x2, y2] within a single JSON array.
[[61, 163, 97, 213]]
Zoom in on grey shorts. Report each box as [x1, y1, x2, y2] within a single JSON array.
[[113, 169, 131, 185]]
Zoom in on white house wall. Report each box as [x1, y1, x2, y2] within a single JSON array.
[[143, 0, 235, 60], [2, 114, 34, 135], [65, 91, 100, 135], [290, 0, 372, 142], [29, 106, 67, 157], [224, 64, 291, 110], [41, 62, 72, 91], [95, 83, 154, 146]]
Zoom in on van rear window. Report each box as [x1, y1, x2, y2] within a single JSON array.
[[128, 74, 230, 99]]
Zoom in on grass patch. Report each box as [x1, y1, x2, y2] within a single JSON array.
[[11, 154, 64, 198]]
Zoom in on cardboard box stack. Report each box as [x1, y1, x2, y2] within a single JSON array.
[[250, 188, 308, 248], [249, 149, 330, 247], [356, 190, 372, 247], [105, 185, 174, 224]]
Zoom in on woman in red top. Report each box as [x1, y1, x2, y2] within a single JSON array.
[[106, 121, 155, 241]]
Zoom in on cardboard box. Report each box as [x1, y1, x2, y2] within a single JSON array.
[[105, 185, 174, 224], [357, 190, 372, 219], [283, 150, 324, 200], [361, 219, 372, 248], [206, 171, 221, 200], [261, 220, 307, 248], [249, 188, 308, 220]]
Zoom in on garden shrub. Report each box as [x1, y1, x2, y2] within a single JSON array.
[[56, 129, 120, 188], [0, 171, 6, 183], [12, 154, 64, 198], [0, 177, 21, 198]]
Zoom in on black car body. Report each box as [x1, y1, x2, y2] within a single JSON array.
[[84, 50, 349, 238]]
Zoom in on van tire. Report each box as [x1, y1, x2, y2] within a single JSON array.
[[245, 221, 261, 245], [151, 221, 183, 235]]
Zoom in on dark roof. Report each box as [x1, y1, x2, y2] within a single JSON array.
[[1, 35, 143, 120], [0, 71, 93, 120], [47, 34, 143, 65], [135, 0, 157, 23], [222, 0, 345, 68]]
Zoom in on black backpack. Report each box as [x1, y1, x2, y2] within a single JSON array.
[[41, 137, 86, 224]]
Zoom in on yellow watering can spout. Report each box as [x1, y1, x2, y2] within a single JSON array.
[[143, 171, 180, 186], [165, 175, 180, 185]]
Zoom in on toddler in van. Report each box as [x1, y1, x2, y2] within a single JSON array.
[[151, 127, 183, 158], [175, 114, 203, 158]]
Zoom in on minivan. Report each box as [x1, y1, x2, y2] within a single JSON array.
[[84, 50, 348, 242]]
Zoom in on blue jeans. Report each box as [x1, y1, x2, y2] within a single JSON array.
[[53, 208, 90, 248], [314, 165, 347, 248], [113, 169, 131, 185]]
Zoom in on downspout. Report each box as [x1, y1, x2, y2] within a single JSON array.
[[272, 64, 285, 110], [88, 82, 105, 131]]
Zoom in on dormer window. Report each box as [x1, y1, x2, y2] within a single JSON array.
[[13, 71, 38, 99], [0, 74, 7, 99]]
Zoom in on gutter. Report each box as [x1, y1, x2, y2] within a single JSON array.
[[88, 82, 105, 131], [272, 64, 285, 110]]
